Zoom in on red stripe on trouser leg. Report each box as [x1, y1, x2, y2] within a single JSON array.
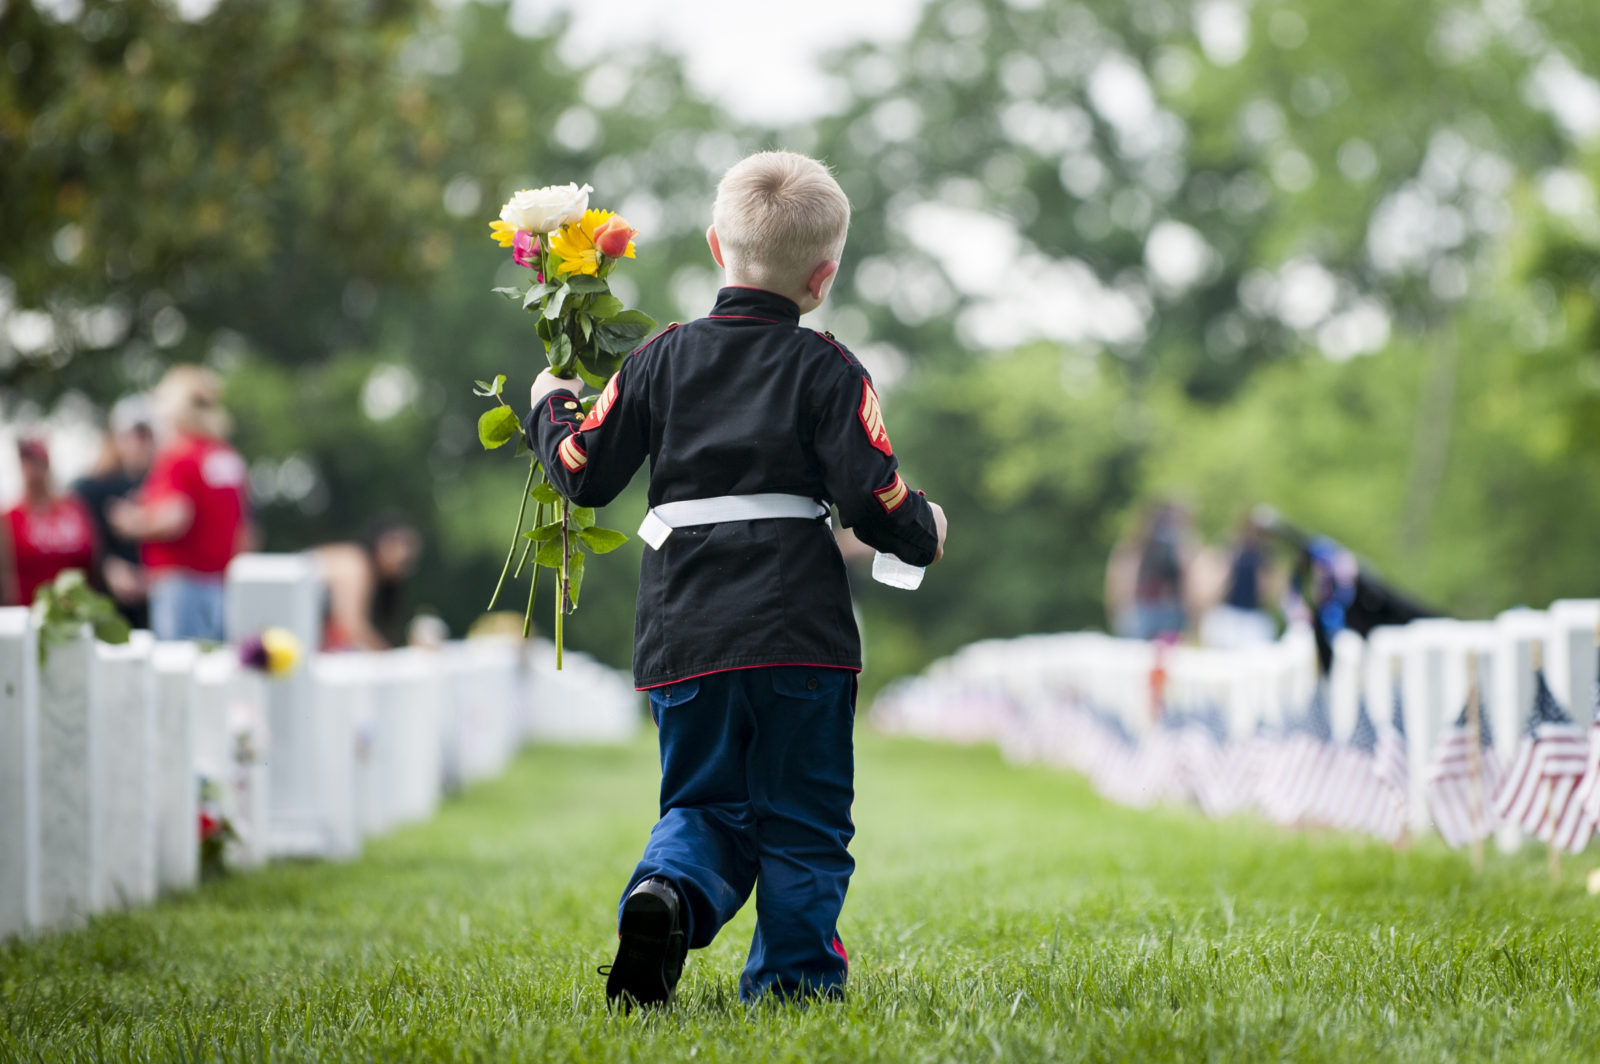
[[831, 936, 848, 969]]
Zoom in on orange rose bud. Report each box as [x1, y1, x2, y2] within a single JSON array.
[[594, 216, 637, 258]]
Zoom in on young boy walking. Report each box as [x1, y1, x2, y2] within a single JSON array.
[[523, 151, 947, 1006]]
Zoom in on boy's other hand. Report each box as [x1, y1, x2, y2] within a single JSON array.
[[928, 501, 947, 564], [531, 369, 583, 408]]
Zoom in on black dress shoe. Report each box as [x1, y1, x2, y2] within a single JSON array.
[[604, 878, 687, 1009]]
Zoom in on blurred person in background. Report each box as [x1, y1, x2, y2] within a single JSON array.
[[111, 366, 252, 641], [313, 517, 423, 650], [72, 396, 156, 629], [1106, 500, 1197, 642], [1196, 512, 1280, 649], [1, 438, 98, 606]]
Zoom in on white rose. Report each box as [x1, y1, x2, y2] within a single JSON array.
[[499, 182, 593, 233]]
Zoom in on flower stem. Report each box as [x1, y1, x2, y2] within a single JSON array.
[[489, 457, 537, 611], [552, 497, 574, 669], [523, 543, 539, 639], [514, 500, 542, 579]]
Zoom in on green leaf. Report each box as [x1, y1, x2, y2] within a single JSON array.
[[521, 281, 560, 310], [578, 527, 629, 554], [586, 293, 624, 320], [477, 406, 521, 450], [531, 482, 561, 504], [574, 362, 610, 390], [564, 275, 609, 295], [571, 507, 596, 529], [567, 551, 586, 607], [93, 615, 131, 646], [606, 309, 656, 328], [535, 539, 565, 568], [548, 334, 574, 374], [543, 284, 570, 320], [578, 313, 592, 342], [595, 318, 654, 356], [491, 286, 523, 301], [471, 374, 507, 398], [522, 521, 562, 542]]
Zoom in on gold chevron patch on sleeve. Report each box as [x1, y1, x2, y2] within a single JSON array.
[[557, 435, 588, 473], [580, 373, 620, 431], [874, 472, 909, 513], [858, 379, 893, 456]]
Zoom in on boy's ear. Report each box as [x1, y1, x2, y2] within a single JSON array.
[[806, 259, 839, 301], [706, 225, 725, 268]]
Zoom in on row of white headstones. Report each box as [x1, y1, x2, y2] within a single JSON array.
[[879, 601, 1600, 841], [0, 553, 640, 941]]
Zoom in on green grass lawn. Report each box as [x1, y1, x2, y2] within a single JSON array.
[[4, 733, 1599, 1063]]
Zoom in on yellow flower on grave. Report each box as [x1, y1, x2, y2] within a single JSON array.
[[260, 627, 302, 677], [548, 209, 636, 276]]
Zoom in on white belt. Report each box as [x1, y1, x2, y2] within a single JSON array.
[[638, 493, 828, 550]]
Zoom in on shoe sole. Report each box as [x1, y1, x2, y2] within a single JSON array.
[[606, 890, 678, 1008]]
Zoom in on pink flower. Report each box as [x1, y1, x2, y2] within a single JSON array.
[[513, 230, 541, 271]]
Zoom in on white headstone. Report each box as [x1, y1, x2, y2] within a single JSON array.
[[526, 642, 641, 744], [1328, 630, 1365, 741], [95, 632, 157, 909], [224, 552, 330, 857], [1547, 600, 1600, 726], [328, 655, 385, 841], [0, 608, 41, 938], [379, 649, 443, 826], [1400, 619, 1454, 836], [451, 638, 521, 785], [150, 641, 199, 893], [36, 625, 100, 929], [307, 652, 365, 858], [192, 650, 269, 870]]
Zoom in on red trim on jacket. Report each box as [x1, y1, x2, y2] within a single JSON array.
[[636, 661, 860, 691]]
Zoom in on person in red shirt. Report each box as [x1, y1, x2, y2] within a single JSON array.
[[1, 438, 98, 606], [110, 366, 253, 641]]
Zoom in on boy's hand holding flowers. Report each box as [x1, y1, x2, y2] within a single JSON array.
[[531, 369, 583, 408]]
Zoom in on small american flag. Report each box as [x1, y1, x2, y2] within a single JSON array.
[[1425, 702, 1502, 848], [1372, 684, 1408, 813], [1492, 670, 1589, 842], [1172, 708, 1246, 818], [1262, 686, 1337, 826], [1549, 660, 1600, 854], [1338, 700, 1406, 842]]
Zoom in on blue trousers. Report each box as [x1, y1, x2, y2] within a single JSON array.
[[624, 665, 856, 1001], [149, 573, 226, 642]]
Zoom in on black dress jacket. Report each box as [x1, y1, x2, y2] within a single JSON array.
[[524, 286, 940, 689]]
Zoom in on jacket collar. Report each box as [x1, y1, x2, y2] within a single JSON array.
[[709, 286, 801, 323]]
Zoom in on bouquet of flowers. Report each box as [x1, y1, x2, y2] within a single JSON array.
[[475, 183, 654, 666]]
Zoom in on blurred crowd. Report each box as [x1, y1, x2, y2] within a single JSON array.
[[1106, 501, 1285, 650], [1106, 500, 1435, 670], [2, 365, 425, 649]]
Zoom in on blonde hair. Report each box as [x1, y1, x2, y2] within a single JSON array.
[[712, 151, 851, 295], [155, 364, 232, 439]]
